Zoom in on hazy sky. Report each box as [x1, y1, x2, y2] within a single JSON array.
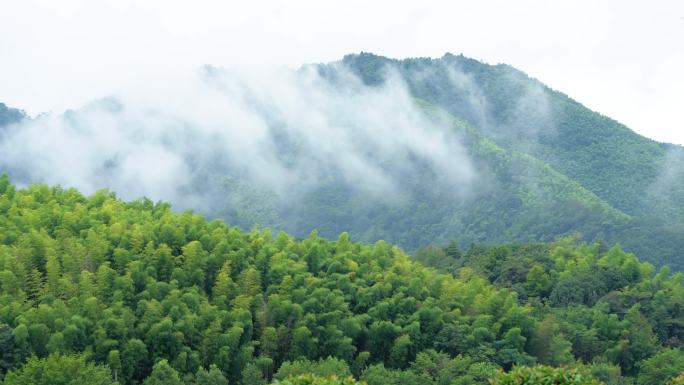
[[1, 0, 682, 144]]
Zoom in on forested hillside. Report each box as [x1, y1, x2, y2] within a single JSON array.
[[341, 53, 684, 219], [214, 100, 630, 257], [0, 103, 25, 128], [2, 178, 684, 384], [338, 53, 684, 268], [1, 53, 683, 270]]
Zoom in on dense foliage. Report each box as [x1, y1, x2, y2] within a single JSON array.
[[0, 177, 532, 384], [1, 178, 684, 384], [488, 365, 600, 385], [3, 354, 115, 385], [668, 372, 684, 385], [274, 374, 361, 385], [416, 238, 684, 383]]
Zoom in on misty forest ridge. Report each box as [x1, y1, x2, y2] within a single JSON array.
[[2, 50, 684, 385], [1, 53, 683, 270]]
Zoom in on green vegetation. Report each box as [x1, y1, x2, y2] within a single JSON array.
[[413, 236, 684, 384], [0, 177, 529, 384], [1, 177, 684, 384], [488, 366, 601, 385], [273, 374, 361, 385], [341, 52, 684, 221], [668, 372, 684, 385], [3, 354, 115, 385], [334, 53, 684, 269]]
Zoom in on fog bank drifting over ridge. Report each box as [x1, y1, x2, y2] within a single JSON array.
[[0, 63, 476, 215]]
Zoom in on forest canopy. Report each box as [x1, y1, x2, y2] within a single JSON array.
[[1, 176, 684, 384]]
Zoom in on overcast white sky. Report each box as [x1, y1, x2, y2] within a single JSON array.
[[1, 0, 682, 144]]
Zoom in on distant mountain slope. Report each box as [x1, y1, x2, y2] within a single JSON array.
[[0, 103, 25, 127], [336, 53, 684, 268], [1, 53, 682, 269], [211, 97, 630, 258], [340, 53, 684, 220]]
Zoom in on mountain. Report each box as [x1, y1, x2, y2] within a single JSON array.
[[0, 103, 25, 127], [0, 53, 682, 270], [210, 53, 684, 269], [2, 178, 684, 384], [337, 53, 684, 266]]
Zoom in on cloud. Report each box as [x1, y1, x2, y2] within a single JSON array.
[[644, 145, 684, 221], [0, 62, 476, 217], [2, 1, 682, 144]]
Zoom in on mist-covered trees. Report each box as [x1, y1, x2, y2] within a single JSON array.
[[340, 53, 684, 270], [0, 103, 25, 128]]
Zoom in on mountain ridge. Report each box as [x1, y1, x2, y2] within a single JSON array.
[[1, 52, 682, 269], [333, 52, 684, 268]]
